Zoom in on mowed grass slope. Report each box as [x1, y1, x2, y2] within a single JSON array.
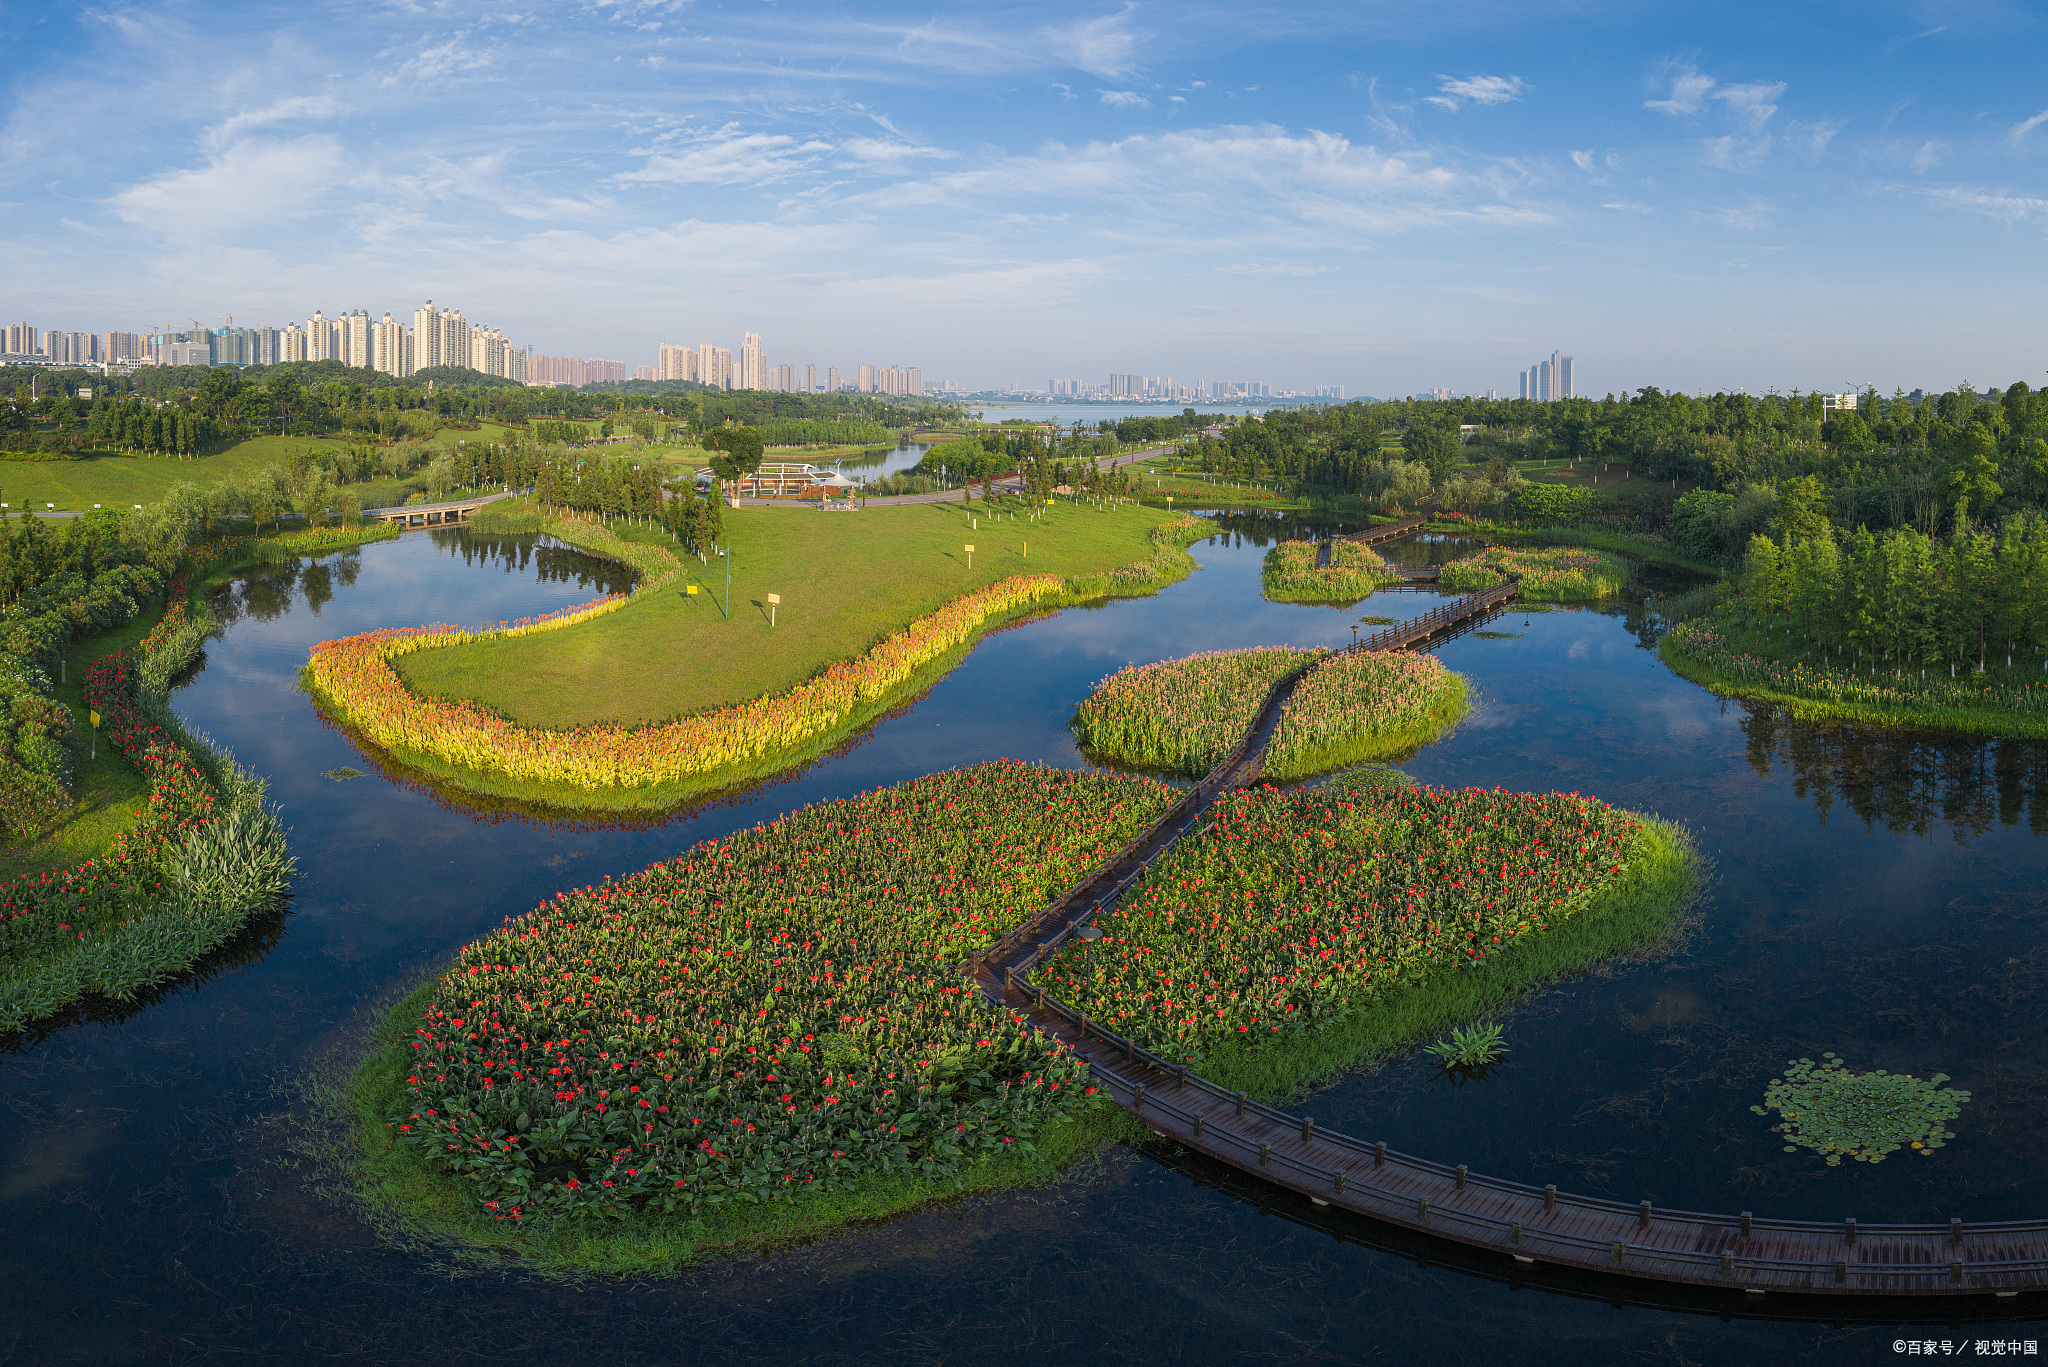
[[396, 500, 1182, 728], [0, 423, 521, 512]]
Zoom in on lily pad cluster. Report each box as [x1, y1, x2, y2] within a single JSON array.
[[1751, 1053, 1969, 1165]]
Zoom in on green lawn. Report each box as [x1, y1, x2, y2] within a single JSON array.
[[396, 499, 1178, 728], [0, 599, 166, 882], [0, 423, 523, 512]]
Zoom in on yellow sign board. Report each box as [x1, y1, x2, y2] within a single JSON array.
[[767, 593, 781, 605], [964, 545, 975, 553], [89, 710, 100, 727]]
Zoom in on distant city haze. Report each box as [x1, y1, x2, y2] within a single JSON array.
[[5, 1, 2044, 395]]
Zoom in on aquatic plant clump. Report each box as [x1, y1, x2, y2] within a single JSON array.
[[1426, 1022, 1506, 1069], [1263, 649, 1467, 778], [1072, 648, 1323, 776], [387, 761, 1176, 1221], [1031, 782, 1645, 1067], [1440, 546, 1627, 601], [1751, 1053, 1969, 1165], [1262, 540, 1405, 604]]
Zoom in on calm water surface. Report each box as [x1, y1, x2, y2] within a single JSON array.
[[3, 520, 2046, 1364]]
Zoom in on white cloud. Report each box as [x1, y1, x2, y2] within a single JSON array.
[[1644, 64, 1716, 116], [1100, 89, 1150, 109], [837, 137, 954, 168], [1785, 117, 1845, 158], [1050, 83, 1077, 100], [1046, 6, 1143, 79], [1424, 74, 1526, 111], [2009, 110, 2048, 146], [105, 136, 353, 241], [1570, 149, 1595, 172], [618, 127, 834, 186], [1714, 201, 1774, 231], [1919, 185, 2048, 224], [1713, 81, 1784, 133], [203, 95, 339, 149], [383, 32, 496, 85], [858, 124, 1544, 244]]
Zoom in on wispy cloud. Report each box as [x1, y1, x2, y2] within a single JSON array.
[[1099, 89, 1150, 109], [1714, 200, 1775, 231], [1917, 185, 2048, 223], [618, 127, 835, 186], [1045, 5, 1143, 79], [106, 136, 354, 241], [2010, 110, 2048, 146], [203, 95, 340, 149], [1424, 74, 1527, 111], [1644, 64, 1717, 116]]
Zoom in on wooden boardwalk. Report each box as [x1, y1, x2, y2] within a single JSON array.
[[970, 559, 2043, 1300]]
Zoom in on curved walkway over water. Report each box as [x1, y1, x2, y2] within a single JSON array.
[[970, 552, 2040, 1300]]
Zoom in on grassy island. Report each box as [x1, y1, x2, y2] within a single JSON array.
[[1439, 544, 1628, 601], [1072, 647, 1466, 779], [306, 505, 1209, 811], [1262, 540, 1403, 604], [351, 761, 1693, 1271]]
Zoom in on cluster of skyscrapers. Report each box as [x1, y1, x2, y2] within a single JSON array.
[[1045, 377, 1290, 402], [1519, 351, 1576, 401], [653, 336, 926, 396]]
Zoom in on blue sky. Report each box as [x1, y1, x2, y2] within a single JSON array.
[[4, 0, 2046, 396]]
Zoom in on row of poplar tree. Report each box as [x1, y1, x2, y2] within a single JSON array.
[[1741, 513, 2048, 673]]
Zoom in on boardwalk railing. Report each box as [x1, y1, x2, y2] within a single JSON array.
[[965, 544, 2048, 1297]]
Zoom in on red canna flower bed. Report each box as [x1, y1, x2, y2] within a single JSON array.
[[389, 761, 1176, 1221], [1031, 781, 1642, 1066], [0, 645, 221, 979]]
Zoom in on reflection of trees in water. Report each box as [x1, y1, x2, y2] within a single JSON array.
[[428, 529, 635, 596], [1738, 706, 2048, 840], [1197, 510, 1352, 548], [210, 561, 300, 627], [300, 562, 334, 616]]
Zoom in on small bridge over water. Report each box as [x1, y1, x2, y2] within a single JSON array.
[[969, 529, 2045, 1300], [363, 491, 520, 528]]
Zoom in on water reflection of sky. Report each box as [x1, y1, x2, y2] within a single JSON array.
[[2, 522, 2046, 1362]]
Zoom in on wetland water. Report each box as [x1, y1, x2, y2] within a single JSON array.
[[4, 520, 2048, 1363]]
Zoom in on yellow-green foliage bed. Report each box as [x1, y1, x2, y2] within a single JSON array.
[[1262, 540, 1404, 604], [1439, 545, 1627, 600]]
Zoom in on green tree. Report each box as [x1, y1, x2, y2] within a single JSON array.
[[1945, 425, 2003, 525], [1772, 476, 1831, 544], [704, 425, 764, 492]]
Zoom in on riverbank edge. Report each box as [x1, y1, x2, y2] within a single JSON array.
[[1262, 672, 1472, 781], [343, 810, 1694, 1273], [305, 514, 1211, 815], [1431, 519, 1723, 578], [0, 594, 294, 1030], [1657, 635, 2048, 739], [1183, 818, 1701, 1101]]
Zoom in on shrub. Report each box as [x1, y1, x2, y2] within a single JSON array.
[[1072, 648, 1320, 776], [1262, 540, 1402, 604], [1263, 650, 1467, 778]]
